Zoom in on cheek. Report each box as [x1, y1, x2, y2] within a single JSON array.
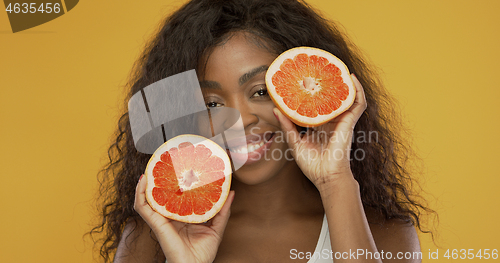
[[266, 134, 291, 161], [253, 102, 279, 123]]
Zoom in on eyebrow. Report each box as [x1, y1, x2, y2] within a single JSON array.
[[238, 65, 268, 86], [199, 65, 269, 90], [199, 80, 221, 90]]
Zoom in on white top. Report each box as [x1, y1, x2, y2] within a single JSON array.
[[306, 214, 333, 263], [165, 215, 333, 262]]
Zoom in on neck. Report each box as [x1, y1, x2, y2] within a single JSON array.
[[230, 161, 323, 222]]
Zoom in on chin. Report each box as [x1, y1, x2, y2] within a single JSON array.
[[231, 156, 293, 186]]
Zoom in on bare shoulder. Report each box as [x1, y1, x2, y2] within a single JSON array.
[[114, 217, 166, 263], [366, 208, 422, 262]]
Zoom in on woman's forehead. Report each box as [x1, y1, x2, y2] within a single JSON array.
[[197, 32, 277, 75], [199, 33, 276, 80]]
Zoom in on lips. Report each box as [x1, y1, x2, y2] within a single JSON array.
[[225, 132, 275, 165], [226, 132, 274, 152], [229, 140, 266, 154]]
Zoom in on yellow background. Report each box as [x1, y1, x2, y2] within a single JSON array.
[[1, 0, 499, 262]]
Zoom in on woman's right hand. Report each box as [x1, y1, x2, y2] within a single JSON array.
[[134, 174, 235, 263]]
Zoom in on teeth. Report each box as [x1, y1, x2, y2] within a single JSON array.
[[230, 141, 265, 153], [248, 144, 256, 152]]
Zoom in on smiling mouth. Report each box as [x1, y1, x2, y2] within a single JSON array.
[[227, 132, 275, 154], [229, 140, 266, 153]]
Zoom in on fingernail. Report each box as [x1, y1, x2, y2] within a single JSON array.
[[230, 190, 236, 202], [273, 108, 279, 121], [139, 174, 144, 181]]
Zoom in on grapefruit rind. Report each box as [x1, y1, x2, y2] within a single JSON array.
[[265, 47, 356, 127], [144, 134, 232, 223]]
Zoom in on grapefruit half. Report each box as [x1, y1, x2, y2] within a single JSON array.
[[144, 134, 232, 223], [265, 47, 356, 127]]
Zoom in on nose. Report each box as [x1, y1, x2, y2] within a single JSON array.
[[224, 96, 259, 131], [207, 98, 258, 135]]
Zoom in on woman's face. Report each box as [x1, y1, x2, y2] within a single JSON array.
[[198, 33, 295, 185]]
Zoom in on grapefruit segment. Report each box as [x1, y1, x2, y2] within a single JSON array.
[[145, 134, 232, 223], [152, 187, 169, 206], [272, 70, 296, 88], [293, 53, 310, 78], [178, 192, 193, 216], [265, 47, 356, 127], [154, 177, 177, 189], [314, 92, 334, 115], [319, 63, 342, 80], [178, 141, 195, 172], [309, 55, 329, 78], [296, 96, 318, 118], [279, 58, 299, 80], [282, 95, 305, 111], [159, 152, 173, 167], [193, 196, 212, 215]]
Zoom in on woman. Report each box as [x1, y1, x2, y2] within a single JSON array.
[[91, 0, 433, 262]]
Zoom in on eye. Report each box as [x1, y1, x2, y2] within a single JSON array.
[[206, 101, 223, 108], [251, 88, 269, 98]]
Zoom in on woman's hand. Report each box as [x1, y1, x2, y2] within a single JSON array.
[[274, 73, 367, 190], [134, 175, 235, 263]]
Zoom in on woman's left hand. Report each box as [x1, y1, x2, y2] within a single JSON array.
[[274, 73, 367, 190]]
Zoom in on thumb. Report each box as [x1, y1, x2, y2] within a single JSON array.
[[273, 108, 301, 150], [210, 190, 235, 238]]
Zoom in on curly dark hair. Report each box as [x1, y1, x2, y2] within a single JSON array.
[[89, 0, 435, 261]]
